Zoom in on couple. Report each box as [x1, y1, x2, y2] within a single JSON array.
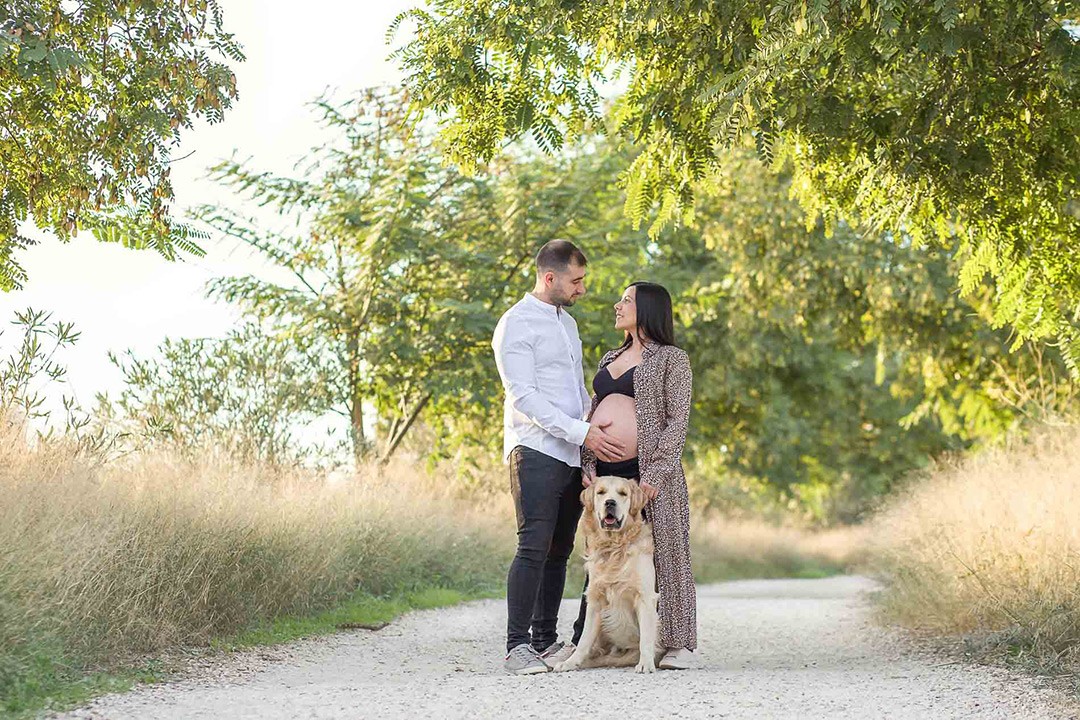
[[492, 239, 697, 675]]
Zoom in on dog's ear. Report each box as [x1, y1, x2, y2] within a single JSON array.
[[580, 484, 599, 533], [580, 483, 595, 515], [629, 481, 646, 518]]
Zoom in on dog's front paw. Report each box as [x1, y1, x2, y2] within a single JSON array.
[[553, 659, 581, 673], [634, 658, 657, 674]]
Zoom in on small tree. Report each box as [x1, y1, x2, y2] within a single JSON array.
[[1, 307, 136, 458], [105, 324, 340, 465], [0, 307, 79, 424]]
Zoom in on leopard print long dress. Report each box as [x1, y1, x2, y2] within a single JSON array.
[[582, 342, 697, 651]]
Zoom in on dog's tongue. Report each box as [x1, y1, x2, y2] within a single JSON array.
[[603, 515, 617, 526]]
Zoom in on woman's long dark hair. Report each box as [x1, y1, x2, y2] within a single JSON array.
[[619, 281, 677, 349]]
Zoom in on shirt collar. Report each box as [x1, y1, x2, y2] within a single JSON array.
[[523, 292, 563, 316]]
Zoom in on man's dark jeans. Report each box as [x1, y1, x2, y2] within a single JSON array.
[[506, 445, 583, 653]]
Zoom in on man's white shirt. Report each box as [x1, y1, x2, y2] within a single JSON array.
[[492, 292, 592, 467]]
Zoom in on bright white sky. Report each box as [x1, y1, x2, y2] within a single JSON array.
[[1, 0, 418, 418]]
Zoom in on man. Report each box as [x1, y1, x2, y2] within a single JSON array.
[[492, 239, 625, 675]]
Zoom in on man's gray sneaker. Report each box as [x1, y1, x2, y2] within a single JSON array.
[[504, 643, 549, 675], [538, 641, 575, 668]]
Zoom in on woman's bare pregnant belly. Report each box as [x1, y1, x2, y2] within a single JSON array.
[[590, 393, 638, 461]]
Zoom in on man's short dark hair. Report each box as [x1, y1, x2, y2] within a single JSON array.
[[535, 239, 587, 274]]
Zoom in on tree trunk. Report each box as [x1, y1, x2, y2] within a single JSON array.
[[346, 331, 366, 463], [380, 392, 431, 463]]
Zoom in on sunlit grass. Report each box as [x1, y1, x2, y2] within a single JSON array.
[[865, 425, 1080, 674], [692, 514, 866, 582], [0, 420, 511, 716], [1, 417, 866, 716]]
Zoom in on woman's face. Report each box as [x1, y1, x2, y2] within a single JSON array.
[[613, 286, 637, 333]]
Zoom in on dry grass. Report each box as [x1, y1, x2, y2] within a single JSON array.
[[693, 513, 867, 581], [0, 418, 864, 714], [0, 421, 511, 712], [865, 426, 1080, 672]]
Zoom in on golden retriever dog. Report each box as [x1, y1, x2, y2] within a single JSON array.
[[554, 476, 663, 674]]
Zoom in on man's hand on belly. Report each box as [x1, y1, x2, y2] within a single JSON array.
[[589, 394, 638, 461], [584, 420, 625, 462]]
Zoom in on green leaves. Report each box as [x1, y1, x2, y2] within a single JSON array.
[[398, 0, 1080, 373], [105, 324, 342, 466], [84, 203, 209, 259], [0, 0, 243, 290], [1, 307, 79, 423]]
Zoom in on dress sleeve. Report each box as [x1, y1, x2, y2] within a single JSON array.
[[581, 394, 598, 477], [641, 349, 692, 491], [581, 444, 597, 478]]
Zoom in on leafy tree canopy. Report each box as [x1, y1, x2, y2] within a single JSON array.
[[396, 0, 1080, 372], [0, 0, 243, 290], [427, 135, 1074, 521], [195, 89, 620, 463]]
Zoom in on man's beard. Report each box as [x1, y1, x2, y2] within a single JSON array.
[[552, 289, 578, 307]]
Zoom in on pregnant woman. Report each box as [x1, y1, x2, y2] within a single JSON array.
[[566, 281, 697, 670]]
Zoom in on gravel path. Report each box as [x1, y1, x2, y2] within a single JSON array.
[[58, 576, 1079, 719]]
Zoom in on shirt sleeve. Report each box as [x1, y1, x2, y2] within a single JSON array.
[[578, 348, 592, 419], [493, 315, 591, 446]]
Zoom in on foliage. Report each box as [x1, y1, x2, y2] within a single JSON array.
[[396, 0, 1080, 373], [0, 306, 77, 423], [196, 88, 629, 463], [667, 149, 1077, 520], [0, 0, 243, 291], [103, 324, 341, 466], [0, 307, 129, 457]]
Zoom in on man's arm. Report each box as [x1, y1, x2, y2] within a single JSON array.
[[578, 372, 592, 420], [492, 315, 591, 445], [578, 345, 597, 480]]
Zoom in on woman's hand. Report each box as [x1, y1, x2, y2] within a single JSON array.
[[640, 481, 658, 501]]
